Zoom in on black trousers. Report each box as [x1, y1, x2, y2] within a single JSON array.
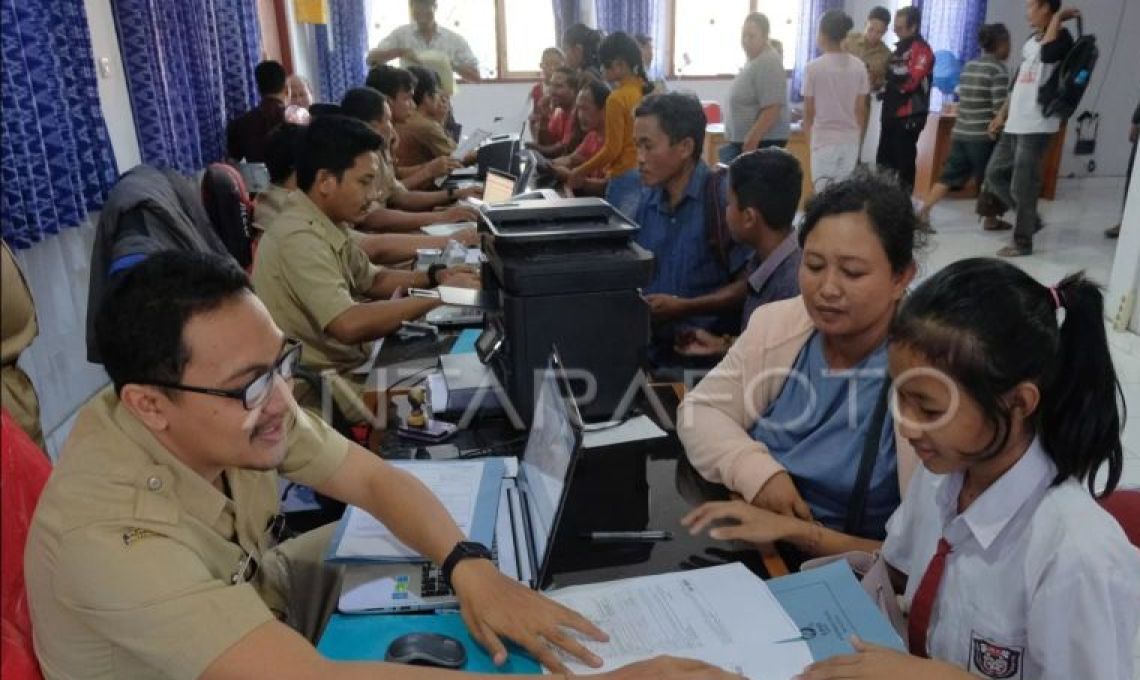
[[877, 115, 926, 194]]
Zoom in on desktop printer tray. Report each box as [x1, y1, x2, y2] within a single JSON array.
[[485, 198, 638, 243], [485, 239, 654, 296]]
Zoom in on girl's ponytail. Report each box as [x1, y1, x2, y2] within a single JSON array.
[[1040, 273, 1125, 496]]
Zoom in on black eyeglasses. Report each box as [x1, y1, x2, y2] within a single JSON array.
[[140, 339, 302, 410]]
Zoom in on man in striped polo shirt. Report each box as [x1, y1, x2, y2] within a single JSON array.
[[919, 24, 1011, 227]]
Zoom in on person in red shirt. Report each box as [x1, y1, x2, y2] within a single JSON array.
[[876, 6, 934, 194], [553, 79, 611, 195], [528, 47, 565, 143], [528, 67, 581, 157]]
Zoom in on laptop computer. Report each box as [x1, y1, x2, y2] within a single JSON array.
[[338, 347, 584, 612]]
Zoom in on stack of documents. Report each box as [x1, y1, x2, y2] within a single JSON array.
[[545, 562, 813, 677]]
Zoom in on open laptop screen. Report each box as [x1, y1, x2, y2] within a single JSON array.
[[483, 169, 516, 203], [519, 351, 581, 573]]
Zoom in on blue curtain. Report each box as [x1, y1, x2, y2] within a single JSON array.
[[594, 0, 653, 39], [553, 0, 581, 43], [316, 0, 367, 103], [792, 0, 844, 101], [113, 0, 261, 175], [917, 0, 988, 62], [1, 0, 118, 249]]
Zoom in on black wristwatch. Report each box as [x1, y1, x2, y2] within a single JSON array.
[[441, 541, 493, 587], [426, 263, 446, 288]]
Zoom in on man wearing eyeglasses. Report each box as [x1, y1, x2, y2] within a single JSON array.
[[24, 251, 731, 680]]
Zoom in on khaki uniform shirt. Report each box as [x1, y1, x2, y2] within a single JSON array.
[[252, 192, 381, 374], [1, 241, 42, 444], [394, 111, 456, 168], [25, 388, 349, 680], [252, 183, 295, 233], [844, 32, 892, 92], [371, 154, 408, 211]]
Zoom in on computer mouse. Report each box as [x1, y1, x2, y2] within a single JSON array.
[[384, 632, 467, 669]]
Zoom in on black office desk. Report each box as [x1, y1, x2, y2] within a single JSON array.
[[366, 333, 788, 584]]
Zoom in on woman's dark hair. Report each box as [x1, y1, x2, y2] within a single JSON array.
[[868, 6, 892, 26], [979, 23, 1011, 52], [897, 6, 922, 31], [407, 65, 440, 106], [96, 251, 252, 395], [729, 149, 803, 230], [891, 258, 1125, 497], [580, 79, 611, 111], [294, 114, 383, 192], [799, 168, 926, 273], [634, 92, 705, 162], [365, 65, 416, 98], [599, 31, 652, 95], [264, 123, 305, 185], [339, 87, 388, 125], [563, 23, 601, 70], [820, 9, 855, 44]]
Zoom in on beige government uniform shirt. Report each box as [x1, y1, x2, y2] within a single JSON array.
[[252, 192, 381, 375], [372, 153, 408, 211], [25, 388, 349, 680], [1, 241, 42, 445], [844, 32, 892, 92], [252, 183, 295, 233], [394, 111, 456, 168]]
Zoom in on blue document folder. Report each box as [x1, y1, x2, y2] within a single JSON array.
[[450, 328, 482, 355], [318, 611, 541, 673], [769, 560, 906, 661]]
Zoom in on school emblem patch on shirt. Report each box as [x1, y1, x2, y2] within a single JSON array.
[[971, 632, 1024, 679]]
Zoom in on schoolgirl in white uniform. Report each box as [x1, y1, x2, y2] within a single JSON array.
[[685, 258, 1140, 680]]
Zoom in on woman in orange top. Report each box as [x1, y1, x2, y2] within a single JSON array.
[[567, 32, 652, 191]]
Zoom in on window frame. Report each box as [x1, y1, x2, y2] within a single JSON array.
[[665, 0, 797, 80]]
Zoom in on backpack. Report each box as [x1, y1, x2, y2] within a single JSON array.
[[1038, 17, 1098, 120], [201, 163, 255, 270]]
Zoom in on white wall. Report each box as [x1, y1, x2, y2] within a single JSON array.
[[82, 0, 141, 172], [985, 0, 1138, 178]]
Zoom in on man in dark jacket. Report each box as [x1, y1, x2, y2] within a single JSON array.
[[226, 61, 290, 163], [877, 6, 934, 195]]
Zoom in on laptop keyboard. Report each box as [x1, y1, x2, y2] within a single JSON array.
[[419, 540, 499, 598]]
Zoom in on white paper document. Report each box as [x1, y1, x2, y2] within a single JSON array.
[[545, 563, 813, 678], [330, 461, 485, 560], [582, 415, 667, 449], [420, 221, 476, 237], [453, 128, 491, 160]]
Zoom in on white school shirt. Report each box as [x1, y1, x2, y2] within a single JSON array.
[[882, 439, 1140, 680]]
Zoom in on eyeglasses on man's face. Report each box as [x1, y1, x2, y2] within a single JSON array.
[[138, 339, 302, 411]]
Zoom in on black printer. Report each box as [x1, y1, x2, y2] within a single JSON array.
[[476, 198, 653, 422]]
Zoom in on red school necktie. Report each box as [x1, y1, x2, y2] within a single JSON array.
[[907, 538, 952, 657]]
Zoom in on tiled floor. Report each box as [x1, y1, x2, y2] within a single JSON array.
[[920, 176, 1139, 490]]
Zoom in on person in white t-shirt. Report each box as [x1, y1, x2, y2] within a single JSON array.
[[803, 10, 870, 193], [366, 0, 481, 84], [684, 258, 1140, 680], [984, 0, 1077, 257]]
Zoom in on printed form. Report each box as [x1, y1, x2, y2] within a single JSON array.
[[547, 563, 813, 678]]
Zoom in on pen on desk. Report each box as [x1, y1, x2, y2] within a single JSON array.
[[585, 530, 673, 542]]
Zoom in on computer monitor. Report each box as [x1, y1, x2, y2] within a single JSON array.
[[483, 168, 517, 203], [519, 347, 583, 584]]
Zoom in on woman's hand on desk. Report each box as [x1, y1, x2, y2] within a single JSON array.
[[752, 471, 813, 521], [451, 558, 608, 673], [681, 500, 800, 544], [794, 636, 974, 680]]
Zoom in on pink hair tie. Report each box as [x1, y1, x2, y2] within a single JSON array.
[[1048, 286, 1063, 310]]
